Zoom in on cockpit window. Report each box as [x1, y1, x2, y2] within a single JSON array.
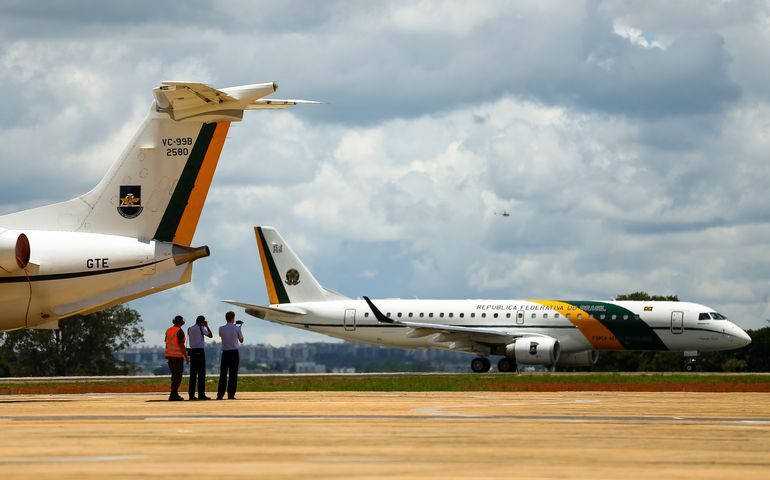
[[698, 313, 710, 320], [710, 312, 727, 320]]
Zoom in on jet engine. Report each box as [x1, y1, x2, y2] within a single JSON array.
[[506, 336, 560, 365], [0, 230, 30, 273], [556, 349, 599, 367]]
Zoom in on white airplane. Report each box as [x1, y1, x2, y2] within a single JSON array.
[[226, 226, 752, 372], [0, 81, 315, 332]]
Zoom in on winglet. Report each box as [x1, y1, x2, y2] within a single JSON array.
[[362, 296, 393, 324]]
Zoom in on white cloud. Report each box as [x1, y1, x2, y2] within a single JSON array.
[[3, 1, 770, 346]]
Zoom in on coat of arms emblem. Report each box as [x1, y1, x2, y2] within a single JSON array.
[[285, 268, 300, 286], [118, 185, 143, 219]]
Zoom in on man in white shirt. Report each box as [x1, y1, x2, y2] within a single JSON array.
[[187, 315, 213, 400], [217, 311, 244, 400]]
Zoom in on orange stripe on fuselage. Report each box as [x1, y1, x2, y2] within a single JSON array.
[[172, 122, 231, 246], [530, 300, 624, 350], [255, 227, 279, 305]]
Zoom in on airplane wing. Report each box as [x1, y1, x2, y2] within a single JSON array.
[[222, 300, 307, 321], [362, 296, 532, 343]]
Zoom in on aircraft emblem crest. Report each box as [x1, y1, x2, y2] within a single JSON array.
[[285, 268, 300, 286], [118, 185, 143, 219]]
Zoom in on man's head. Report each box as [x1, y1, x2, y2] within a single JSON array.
[[225, 311, 235, 323], [196, 315, 206, 325], [172, 315, 184, 326]]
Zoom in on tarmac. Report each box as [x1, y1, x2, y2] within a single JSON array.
[[1, 391, 769, 479]]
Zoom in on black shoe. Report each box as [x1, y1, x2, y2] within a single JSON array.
[[216, 396, 224, 400], [228, 396, 237, 400], [189, 396, 198, 401], [168, 395, 185, 401], [199, 395, 212, 400]]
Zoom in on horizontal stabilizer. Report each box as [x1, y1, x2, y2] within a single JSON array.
[[247, 99, 322, 110], [223, 300, 307, 320]]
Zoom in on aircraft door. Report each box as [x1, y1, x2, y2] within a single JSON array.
[[671, 311, 684, 334], [516, 310, 525, 325], [344, 308, 356, 331]]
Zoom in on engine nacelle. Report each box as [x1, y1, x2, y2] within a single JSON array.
[[507, 336, 561, 365], [556, 350, 599, 367], [0, 230, 30, 273]]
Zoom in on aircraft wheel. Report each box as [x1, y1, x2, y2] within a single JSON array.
[[471, 357, 491, 373], [498, 357, 515, 372]]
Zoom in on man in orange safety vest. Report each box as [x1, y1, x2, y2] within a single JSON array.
[[165, 315, 189, 401]]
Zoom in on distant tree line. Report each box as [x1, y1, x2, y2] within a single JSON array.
[[0, 305, 143, 377]]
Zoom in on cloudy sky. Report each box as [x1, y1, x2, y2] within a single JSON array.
[[2, 0, 770, 346]]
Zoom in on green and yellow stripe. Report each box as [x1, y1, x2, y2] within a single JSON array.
[[255, 227, 290, 305], [154, 121, 231, 245]]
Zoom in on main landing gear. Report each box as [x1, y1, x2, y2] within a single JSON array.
[[470, 357, 491, 373], [497, 357, 515, 372]]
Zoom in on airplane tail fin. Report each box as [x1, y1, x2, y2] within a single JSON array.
[[255, 226, 348, 304], [0, 82, 314, 246]]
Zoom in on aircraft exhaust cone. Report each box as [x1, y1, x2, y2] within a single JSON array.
[[172, 244, 210, 266]]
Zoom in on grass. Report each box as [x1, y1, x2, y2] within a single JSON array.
[[1, 372, 770, 394]]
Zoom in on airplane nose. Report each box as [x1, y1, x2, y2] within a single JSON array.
[[736, 327, 752, 348]]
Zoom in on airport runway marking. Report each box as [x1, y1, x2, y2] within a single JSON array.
[[0, 455, 147, 463], [2, 414, 769, 426]]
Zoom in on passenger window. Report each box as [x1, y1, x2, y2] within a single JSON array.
[[600, 314, 605, 320], [397, 313, 402, 318], [364, 312, 369, 318], [449, 313, 453, 318], [387, 312, 391, 317], [429, 313, 433, 318], [440, 313, 444, 318], [555, 313, 560, 319], [612, 314, 617, 320], [566, 313, 571, 319], [531, 313, 536, 318], [634, 314, 640, 321], [460, 313, 464, 318], [408, 313, 413, 318], [698, 312, 710, 320], [419, 313, 424, 318], [543, 313, 548, 319], [506, 313, 511, 318], [577, 314, 582, 319], [482, 313, 487, 318], [493, 313, 498, 318], [623, 315, 628, 320], [471, 313, 476, 318]]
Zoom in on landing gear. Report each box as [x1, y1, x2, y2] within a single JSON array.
[[683, 358, 697, 372], [497, 357, 515, 372], [471, 357, 491, 373], [683, 352, 698, 372]]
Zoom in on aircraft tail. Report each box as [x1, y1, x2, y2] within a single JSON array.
[[255, 226, 348, 304], [0, 82, 314, 245]]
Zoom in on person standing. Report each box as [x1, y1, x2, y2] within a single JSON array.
[[217, 311, 244, 400], [187, 315, 213, 400], [164, 315, 189, 401]]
